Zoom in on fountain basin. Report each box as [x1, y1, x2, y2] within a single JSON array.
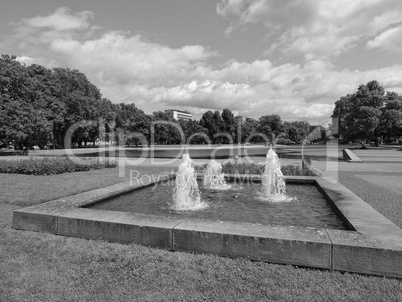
[[84, 179, 346, 230], [13, 174, 402, 279]]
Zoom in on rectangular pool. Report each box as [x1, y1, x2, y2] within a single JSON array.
[[85, 181, 347, 230]]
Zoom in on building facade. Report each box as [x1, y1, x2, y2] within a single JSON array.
[[166, 109, 192, 121]]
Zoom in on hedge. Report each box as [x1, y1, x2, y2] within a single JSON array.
[[0, 157, 117, 175], [196, 160, 316, 176]]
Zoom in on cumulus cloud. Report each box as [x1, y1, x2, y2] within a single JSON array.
[[16, 55, 34, 64], [152, 80, 255, 109], [5, 6, 98, 59], [47, 32, 217, 88], [217, 0, 402, 60], [5, 6, 402, 124]]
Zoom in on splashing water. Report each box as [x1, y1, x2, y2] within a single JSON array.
[[203, 160, 231, 190], [171, 154, 208, 210], [259, 147, 293, 202]]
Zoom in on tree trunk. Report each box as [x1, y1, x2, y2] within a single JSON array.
[[374, 136, 379, 147]]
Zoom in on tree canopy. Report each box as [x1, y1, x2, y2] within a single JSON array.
[[332, 80, 402, 146]]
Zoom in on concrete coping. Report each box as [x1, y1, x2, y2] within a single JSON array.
[[343, 149, 363, 162], [13, 172, 402, 279]]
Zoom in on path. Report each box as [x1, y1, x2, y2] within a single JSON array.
[[313, 149, 402, 228]]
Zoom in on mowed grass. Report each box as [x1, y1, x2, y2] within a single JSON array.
[[0, 167, 401, 301], [0, 165, 176, 207]]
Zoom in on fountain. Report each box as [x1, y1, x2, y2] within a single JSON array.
[[15, 145, 402, 278], [259, 147, 293, 202], [203, 160, 231, 190], [171, 153, 208, 210]]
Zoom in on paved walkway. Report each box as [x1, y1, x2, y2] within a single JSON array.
[[352, 148, 402, 163], [313, 149, 402, 228]]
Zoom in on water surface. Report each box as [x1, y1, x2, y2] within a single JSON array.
[[85, 181, 347, 230]]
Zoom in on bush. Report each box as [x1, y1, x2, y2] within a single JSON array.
[[0, 157, 117, 175], [275, 138, 295, 145], [281, 164, 316, 176], [196, 159, 316, 176], [221, 161, 264, 175]]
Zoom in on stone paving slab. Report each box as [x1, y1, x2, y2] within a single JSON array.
[[352, 149, 402, 163], [312, 160, 402, 173], [355, 174, 402, 196]]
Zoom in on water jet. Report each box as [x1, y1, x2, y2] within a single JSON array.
[[171, 153, 208, 211], [259, 147, 294, 202], [203, 160, 231, 190]]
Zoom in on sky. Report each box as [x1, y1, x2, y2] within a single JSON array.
[[1, 0, 402, 125]]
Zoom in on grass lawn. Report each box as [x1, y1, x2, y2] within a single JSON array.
[[0, 165, 176, 207], [0, 166, 401, 301]]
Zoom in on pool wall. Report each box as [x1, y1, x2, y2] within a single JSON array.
[[13, 173, 402, 279]]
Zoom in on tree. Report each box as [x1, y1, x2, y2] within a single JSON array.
[[151, 111, 183, 145], [0, 55, 54, 148], [283, 122, 300, 144], [258, 115, 284, 144], [26, 64, 66, 148], [211, 111, 226, 143], [380, 109, 402, 143], [332, 95, 353, 141], [115, 103, 151, 146], [379, 92, 402, 143], [221, 109, 236, 141], [178, 119, 208, 144], [332, 80, 386, 146], [241, 118, 260, 143], [52, 68, 102, 147], [199, 110, 226, 142], [282, 121, 313, 144], [199, 110, 215, 140]]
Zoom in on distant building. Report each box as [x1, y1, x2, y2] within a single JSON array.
[[166, 109, 192, 121]]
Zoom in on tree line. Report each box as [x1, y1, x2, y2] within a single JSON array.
[[332, 80, 402, 146], [1, 54, 325, 149]]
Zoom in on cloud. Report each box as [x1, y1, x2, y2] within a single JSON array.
[[217, 0, 402, 60], [152, 80, 255, 110], [366, 25, 402, 53], [20, 7, 93, 31], [5, 7, 402, 125], [217, 0, 246, 18], [5, 7, 98, 58], [47, 32, 218, 88], [16, 55, 34, 64]]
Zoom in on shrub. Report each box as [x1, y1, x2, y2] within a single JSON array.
[[196, 159, 317, 176], [221, 161, 264, 175], [0, 157, 117, 175], [275, 138, 295, 145]]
